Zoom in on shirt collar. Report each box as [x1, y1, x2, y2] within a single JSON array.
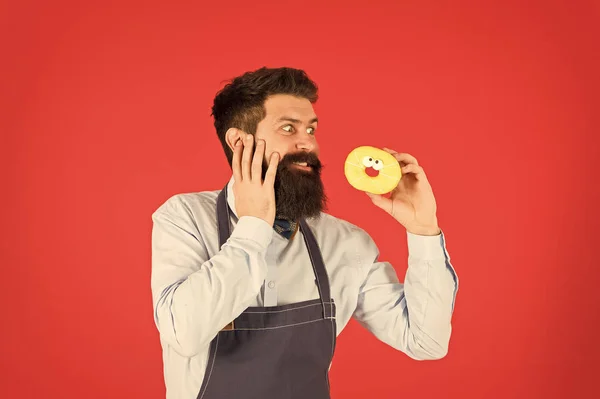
[[225, 175, 238, 219]]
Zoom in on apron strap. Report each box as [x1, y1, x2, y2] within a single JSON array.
[[299, 219, 332, 309], [216, 184, 231, 249]]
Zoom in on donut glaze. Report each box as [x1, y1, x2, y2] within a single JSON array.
[[344, 146, 402, 194]]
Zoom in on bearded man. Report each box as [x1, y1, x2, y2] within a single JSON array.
[[150, 66, 459, 399]]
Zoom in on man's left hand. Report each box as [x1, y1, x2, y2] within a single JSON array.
[[366, 148, 441, 236]]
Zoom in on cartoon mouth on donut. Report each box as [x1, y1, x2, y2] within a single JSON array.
[[344, 146, 402, 195]]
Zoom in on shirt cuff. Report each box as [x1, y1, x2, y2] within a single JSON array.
[[406, 230, 448, 260], [230, 216, 274, 249]]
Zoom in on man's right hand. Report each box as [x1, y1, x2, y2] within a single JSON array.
[[231, 132, 280, 226]]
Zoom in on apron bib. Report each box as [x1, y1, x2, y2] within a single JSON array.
[[196, 185, 337, 399]]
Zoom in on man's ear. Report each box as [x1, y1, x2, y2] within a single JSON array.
[[225, 128, 246, 151]]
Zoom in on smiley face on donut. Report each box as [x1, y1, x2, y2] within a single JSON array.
[[344, 146, 402, 194]]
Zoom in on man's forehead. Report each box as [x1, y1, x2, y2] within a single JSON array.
[[264, 94, 317, 122]]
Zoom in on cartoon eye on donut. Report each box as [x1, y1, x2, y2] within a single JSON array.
[[344, 146, 402, 194]]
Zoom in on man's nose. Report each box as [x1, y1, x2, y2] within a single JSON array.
[[295, 132, 317, 152]]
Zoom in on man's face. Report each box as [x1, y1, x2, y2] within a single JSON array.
[[254, 94, 326, 220]]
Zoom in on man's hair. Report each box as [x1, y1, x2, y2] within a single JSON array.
[[211, 67, 319, 166]]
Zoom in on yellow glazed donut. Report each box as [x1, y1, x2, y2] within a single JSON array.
[[344, 146, 402, 195]]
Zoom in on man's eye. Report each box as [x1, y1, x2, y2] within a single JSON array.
[[282, 125, 294, 132], [307, 127, 315, 134]]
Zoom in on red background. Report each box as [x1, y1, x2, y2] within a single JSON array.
[[2, 1, 599, 398]]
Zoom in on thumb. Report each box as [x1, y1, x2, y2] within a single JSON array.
[[366, 192, 393, 214]]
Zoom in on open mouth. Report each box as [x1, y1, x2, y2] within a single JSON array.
[[291, 161, 312, 171], [365, 167, 379, 177]]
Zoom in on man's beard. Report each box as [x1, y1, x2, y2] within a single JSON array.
[[263, 151, 327, 221]]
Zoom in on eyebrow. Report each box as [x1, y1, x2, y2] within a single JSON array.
[[275, 116, 319, 125]]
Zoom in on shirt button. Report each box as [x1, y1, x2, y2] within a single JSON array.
[[268, 281, 275, 289]]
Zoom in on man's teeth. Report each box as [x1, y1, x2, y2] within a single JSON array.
[[293, 162, 308, 166]]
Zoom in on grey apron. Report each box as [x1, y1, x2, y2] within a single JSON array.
[[196, 185, 337, 399]]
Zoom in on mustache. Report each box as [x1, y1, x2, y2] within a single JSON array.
[[279, 152, 322, 169]]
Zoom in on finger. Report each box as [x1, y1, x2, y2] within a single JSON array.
[[396, 153, 419, 166], [232, 138, 243, 182], [365, 192, 393, 214], [383, 148, 419, 166], [401, 163, 425, 180], [252, 139, 265, 182], [263, 151, 280, 187], [241, 134, 254, 181]]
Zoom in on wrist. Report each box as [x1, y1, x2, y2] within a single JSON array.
[[406, 223, 440, 236]]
